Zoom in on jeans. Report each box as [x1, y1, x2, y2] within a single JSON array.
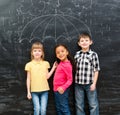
[[75, 83, 99, 115], [31, 91, 48, 115], [54, 88, 71, 115]]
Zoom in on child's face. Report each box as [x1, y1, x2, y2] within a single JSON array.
[[78, 37, 92, 50], [55, 46, 68, 61], [32, 48, 43, 60]]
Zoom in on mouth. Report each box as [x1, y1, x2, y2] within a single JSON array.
[[59, 55, 64, 59]]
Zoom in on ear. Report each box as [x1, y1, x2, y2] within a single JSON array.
[[67, 50, 69, 55], [90, 40, 93, 45], [78, 41, 80, 46]]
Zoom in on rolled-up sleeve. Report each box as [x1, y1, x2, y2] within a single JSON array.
[[93, 53, 100, 71]]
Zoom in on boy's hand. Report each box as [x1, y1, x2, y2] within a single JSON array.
[[57, 87, 64, 94], [90, 83, 96, 91], [27, 92, 32, 100]]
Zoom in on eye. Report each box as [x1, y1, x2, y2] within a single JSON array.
[[56, 51, 60, 55], [80, 39, 84, 42], [33, 49, 37, 52], [38, 49, 41, 52]]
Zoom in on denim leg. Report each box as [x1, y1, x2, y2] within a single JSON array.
[[86, 85, 99, 115], [60, 88, 71, 115], [40, 91, 48, 115], [31, 92, 40, 115], [54, 88, 71, 115], [54, 92, 62, 115], [75, 84, 85, 115], [31, 91, 48, 115]]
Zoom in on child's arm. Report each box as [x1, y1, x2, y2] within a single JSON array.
[[91, 53, 100, 91], [47, 62, 57, 79], [90, 71, 99, 91], [26, 71, 32, 99]]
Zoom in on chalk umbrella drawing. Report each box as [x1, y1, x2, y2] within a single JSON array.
[[18, 0, 92, 43]]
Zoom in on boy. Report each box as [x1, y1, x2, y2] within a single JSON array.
[[74, 32, 100, 115]]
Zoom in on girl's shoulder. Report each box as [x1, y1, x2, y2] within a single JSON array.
[[42, 60, 50, 68], [25, 61, 32, 65], [61, 61, 72, 68], [42, 60, 50, 64], [25, 61, 33, 69]]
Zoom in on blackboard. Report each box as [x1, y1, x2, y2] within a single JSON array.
[[0, 0, 120, 115]]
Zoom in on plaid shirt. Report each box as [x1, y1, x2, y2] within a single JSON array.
[[74, 50, 100, 84]]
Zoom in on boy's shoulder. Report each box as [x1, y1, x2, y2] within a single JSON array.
[[89, 50, 98, 55], [75, 50, 81, 54], [74, 50, 82, 56]]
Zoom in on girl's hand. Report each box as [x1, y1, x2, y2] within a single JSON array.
[[27, 92, 32, 100], [57, 87, 64, 94], [53, 61, 58, 69], [90, 83, 96, 91]]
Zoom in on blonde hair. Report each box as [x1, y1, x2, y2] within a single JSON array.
[[31, 42, 44, 60]]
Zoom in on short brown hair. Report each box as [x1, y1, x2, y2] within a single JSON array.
[[78, 32, 92, 41]]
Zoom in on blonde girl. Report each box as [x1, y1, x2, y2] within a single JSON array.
[[25, 42, 56, 115]]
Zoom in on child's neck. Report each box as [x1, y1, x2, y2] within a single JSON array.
[[81, 48, 90, 52], [33, 58, 42, 62], [61, 58, 68, 62]]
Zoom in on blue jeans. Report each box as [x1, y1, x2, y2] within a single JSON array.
[[75, 83, 99, 115], [54, 88, 71, 115], [31, 91, 48, 115]]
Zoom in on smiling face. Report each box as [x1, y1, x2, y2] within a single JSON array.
[[78, 36, 93, 51], [31, 42, 44, 60], [55, 45, 69, 62], [32, 48, 43, 60]]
